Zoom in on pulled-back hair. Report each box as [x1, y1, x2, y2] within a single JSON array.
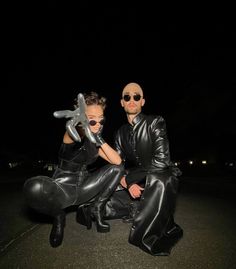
[[74, 91, 107, 110]]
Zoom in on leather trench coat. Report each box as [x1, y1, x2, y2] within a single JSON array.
[[114, 113, 183, 255]]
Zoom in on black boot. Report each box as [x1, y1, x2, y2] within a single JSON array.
[[77, 203, 109, 232], [92, 165, 124, 232], [122, 202, 139, 223], [92, 200, 110, 233], [49, 211, 66, 248], [76, 204, 92, 230]]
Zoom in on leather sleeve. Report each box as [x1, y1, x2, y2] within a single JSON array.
[[114, 130, 126, 161], [125, 167, 147, 187], [147, 116, 171, 170]]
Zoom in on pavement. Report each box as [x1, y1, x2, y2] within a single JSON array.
[[0, 173, 236, 268]]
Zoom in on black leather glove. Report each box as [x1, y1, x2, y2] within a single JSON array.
[[94, 127, 105, 147]]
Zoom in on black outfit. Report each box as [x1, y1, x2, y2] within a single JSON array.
[[23, 137, 123, 246], [114, 113, 183, 256]]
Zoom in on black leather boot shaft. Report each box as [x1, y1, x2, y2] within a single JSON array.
[[49, 211, 66, 248]]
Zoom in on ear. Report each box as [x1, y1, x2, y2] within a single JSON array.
[[121, 99, 124, 107], [141, 98, 145, 107]]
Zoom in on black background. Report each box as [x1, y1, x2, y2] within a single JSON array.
[[1, 3, 236, 164]]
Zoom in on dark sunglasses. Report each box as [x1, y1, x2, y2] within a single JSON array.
[[123, 94, 142, 102], [89, 118, 105, 126]]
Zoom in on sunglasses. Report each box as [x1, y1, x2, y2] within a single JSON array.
[[123, 94, 142, 102], [89, 118, 105, 126]]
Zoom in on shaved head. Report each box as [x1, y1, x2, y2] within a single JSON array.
[[122, 82, 143, 97], [120, 82, 145, 120]]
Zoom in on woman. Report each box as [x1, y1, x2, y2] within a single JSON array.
[[23, 91, 124, 248]]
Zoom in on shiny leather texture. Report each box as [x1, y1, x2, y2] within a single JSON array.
[[23, 137, 124, 216], [114, 113, 183, 255]]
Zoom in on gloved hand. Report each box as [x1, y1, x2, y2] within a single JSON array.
[[53, 93, 96, 144], [94, 127, 105, 147]]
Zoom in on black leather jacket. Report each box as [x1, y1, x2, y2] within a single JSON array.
[[114, 113, 177, 186]]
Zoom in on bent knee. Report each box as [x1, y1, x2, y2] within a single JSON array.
[[23, 176, 53, 207], [111, 163, 125, 174], [24, 176, 50, 195]]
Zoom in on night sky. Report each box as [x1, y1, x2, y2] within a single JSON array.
[[1, 3, 236, 163]]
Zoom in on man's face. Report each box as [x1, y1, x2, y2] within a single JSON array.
[[121, 83, 145, 115]]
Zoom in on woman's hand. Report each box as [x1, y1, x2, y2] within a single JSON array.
[[120, 176, 127, 188]]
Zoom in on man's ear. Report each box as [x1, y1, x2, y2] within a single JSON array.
[[121, 99, 124, 107], [141, 98, 145, 107]]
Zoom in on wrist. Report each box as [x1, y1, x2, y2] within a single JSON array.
[[128, 183, 134, 190], [95, 134, 105, 147], [121, 177, 127, 188]]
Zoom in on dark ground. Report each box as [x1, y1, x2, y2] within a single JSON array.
[[0, 168, 236, 268]]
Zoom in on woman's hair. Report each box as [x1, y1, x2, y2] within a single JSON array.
[[74, 91, 107, 110]]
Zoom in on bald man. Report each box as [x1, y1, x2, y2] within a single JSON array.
[[113, 82, 183, 256]]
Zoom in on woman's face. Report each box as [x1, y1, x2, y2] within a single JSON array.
[[85, 104, 104, 133]]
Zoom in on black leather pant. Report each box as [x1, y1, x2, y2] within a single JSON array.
[[23, 164, 124, 216]]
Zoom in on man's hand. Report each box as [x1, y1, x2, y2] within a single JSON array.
[[128, 184, 144, 199]]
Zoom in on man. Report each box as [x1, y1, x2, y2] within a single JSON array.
[[114, 82, 183, 256]]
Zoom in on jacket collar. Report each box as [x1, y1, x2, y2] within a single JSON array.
[[132, 112, 144, 125]]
